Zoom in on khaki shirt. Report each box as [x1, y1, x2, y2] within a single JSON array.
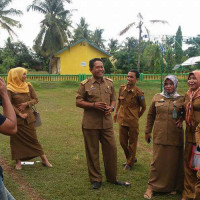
[[117, 85, 146, 128], [185, 95, 200, 143], [7, 85, 39, 125], [76, 77, 116, 129], [145, 94, 184, 146]]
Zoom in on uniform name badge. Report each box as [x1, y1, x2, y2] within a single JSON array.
[[172, 104, 178, 119]]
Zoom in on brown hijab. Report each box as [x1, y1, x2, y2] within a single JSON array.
[[185, 71, 200, 125]]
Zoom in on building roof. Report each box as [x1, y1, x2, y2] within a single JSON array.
[[56, 39, 111, 56]]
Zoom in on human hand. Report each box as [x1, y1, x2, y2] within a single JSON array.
[[93, 102, 107, 111], [0, 78, 7, 97], [104, 105, 112, 115], [19, 113, 28, 119], [195, 125, 200, 148], [18, 102, 27, 112], [114, 113, 118, 122], [176, 117, 183, 128], [145, 133, 152, 143]]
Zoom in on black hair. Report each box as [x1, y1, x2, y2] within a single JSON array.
[[89, 58, 103, 70], [129, 69, 140, 78]]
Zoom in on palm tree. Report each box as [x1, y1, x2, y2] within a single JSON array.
[[0, 0, 22, 37], [27, 0, 73, 73], [92, 28, 106, 49], [108, 38, 119, 53], [73, 17, 92, 42], [120, 12, 168, 72]]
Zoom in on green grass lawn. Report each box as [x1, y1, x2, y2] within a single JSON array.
[[0, 80, 188, 200]]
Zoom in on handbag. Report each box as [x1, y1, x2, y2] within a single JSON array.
[[189, 145, 200, 171], [32, 106, 42, 127]]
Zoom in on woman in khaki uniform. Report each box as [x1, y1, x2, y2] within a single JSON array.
[[182, 71, 200, 200], [144, 75, 184, 199], [7, 67, 52, 170]]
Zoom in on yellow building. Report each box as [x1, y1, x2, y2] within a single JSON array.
[[53, 39, 110, 74]]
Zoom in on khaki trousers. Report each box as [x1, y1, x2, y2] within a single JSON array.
[[82, 128, 117, 183], [119, 125, 139, 166]]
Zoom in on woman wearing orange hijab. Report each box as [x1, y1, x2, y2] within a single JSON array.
[[7, 67, 52, 170], [182, 71, 200, 200]]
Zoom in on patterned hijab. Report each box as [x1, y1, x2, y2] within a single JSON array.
[[185, 71, 200, 125], [7, 67, 30, 93], [160, 75, 180, 98]]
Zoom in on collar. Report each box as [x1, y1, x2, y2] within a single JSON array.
[[91, 76, 105, 84], [124, 84, 134, 92]]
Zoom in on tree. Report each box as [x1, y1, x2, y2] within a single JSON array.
[[185, 35, 200, 57], [27, 0, 73, 73], [141, 43, 161, 73], [112, 37, 138, 73], [120, 12, 168, 72], [0, 0, 22, 37], [73, 17, 92, 42], [107, 38, 119, 53], [174, 26, 183, 64], [0, 38, 42, 71], [91, 28, 106, 49]]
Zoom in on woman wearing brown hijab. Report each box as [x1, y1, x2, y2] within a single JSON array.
[[182, 71, 200, 200], [7, 67, 52, 170]]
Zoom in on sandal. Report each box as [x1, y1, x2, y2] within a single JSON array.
[[143, 193, 152, 199], [143, 189, 153, 199], [114, 181, 131, 186]]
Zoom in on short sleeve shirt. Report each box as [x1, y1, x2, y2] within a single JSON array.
[[117, 85, 146, 127], [76, 77, 116, 129]]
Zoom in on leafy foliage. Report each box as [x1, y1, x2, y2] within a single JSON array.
[[27, 0, 72, 63], [0, 0, 22, 37]]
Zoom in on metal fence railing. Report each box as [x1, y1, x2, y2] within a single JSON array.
[[0, 73, 189, 82]]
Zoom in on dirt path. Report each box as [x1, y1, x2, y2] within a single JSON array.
[[0, 157, 45, 200]]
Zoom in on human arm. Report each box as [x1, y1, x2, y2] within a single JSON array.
[[0, 78, 17, 135], [144, 98, 156, 143], [114, 100, 120, 122], [17, 84, 38, 112], [138, 91, 146, 118], [195, 124, 200, 148]]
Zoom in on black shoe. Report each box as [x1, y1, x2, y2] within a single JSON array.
[[122, 158, 137, 166], [92, 181, 102, 189], [114, 181, 131, 187]]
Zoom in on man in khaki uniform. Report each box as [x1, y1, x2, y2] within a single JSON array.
[[76, 58, 130, 189], [114, 70, 146, 170]]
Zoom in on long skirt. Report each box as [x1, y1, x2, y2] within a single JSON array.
[[182, 142, 198, 199], [10, 122, 44, 161], [147, 144, 184, 192]]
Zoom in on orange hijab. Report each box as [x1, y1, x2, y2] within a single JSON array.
[[185, 70, 200, 125], [7, 67, 30, 93]]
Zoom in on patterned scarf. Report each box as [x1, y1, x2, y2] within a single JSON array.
[[160, 75, 180, 98], [185, 71, 200, 125]]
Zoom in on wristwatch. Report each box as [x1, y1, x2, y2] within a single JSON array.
[[111, 106, 115, 112]]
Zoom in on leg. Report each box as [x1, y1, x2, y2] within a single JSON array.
[[119, 126, 129, 160], [195, 170, 200, 200], [182, 142, 197, 199], [15, 160, 22, 170], [100, 128, 117, 183], [126, 127, 139, 167], [82, 128, 102, 183], [0, 176, 15, 200], [40, 155, 52, 168]]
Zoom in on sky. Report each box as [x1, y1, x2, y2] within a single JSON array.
[[1, 0, 199, 48]]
